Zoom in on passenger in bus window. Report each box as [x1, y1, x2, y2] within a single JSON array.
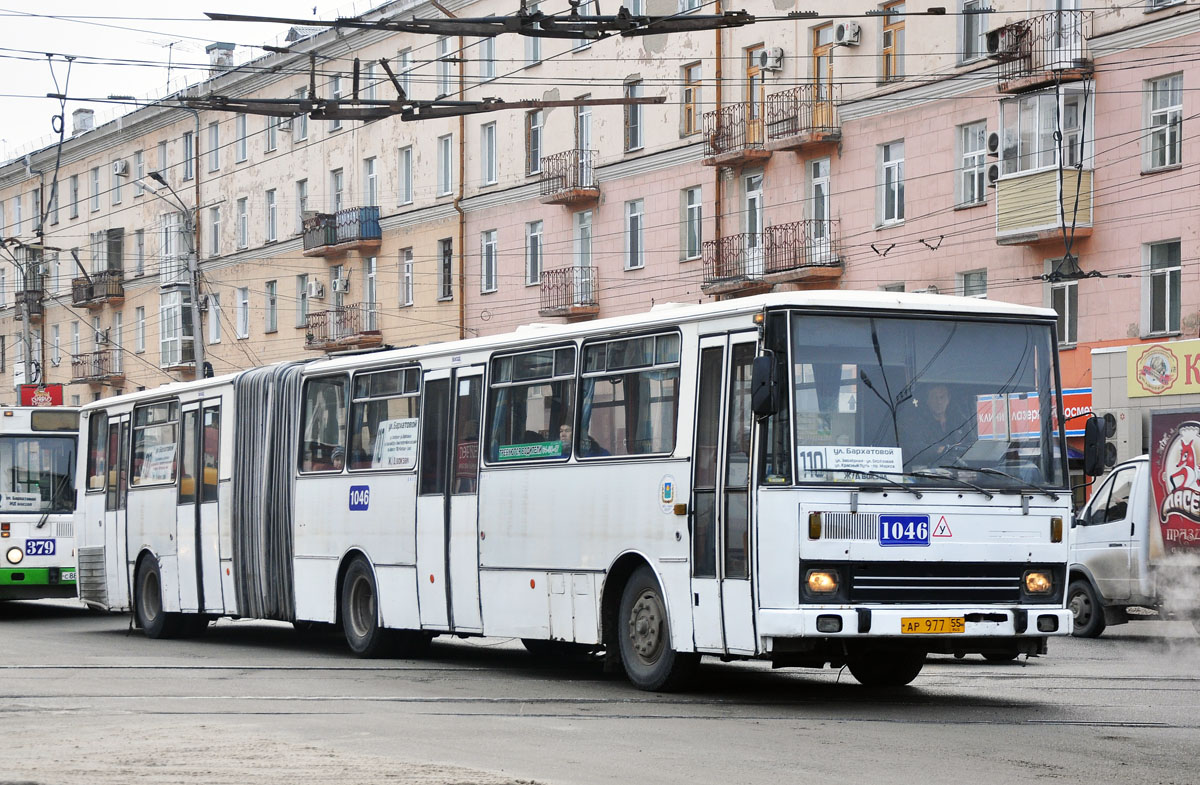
[[558, 423, 573, 456]]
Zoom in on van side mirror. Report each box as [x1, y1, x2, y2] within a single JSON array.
[[1083, 417, 1106, 476], [751, 355, 780, 417]]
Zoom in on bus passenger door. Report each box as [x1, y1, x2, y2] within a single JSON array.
[[103, 416, 130, 607], [416, 367, 484, 633], [176, 405, 202, 612], [198, 404, 223, 612], [690, 334, 758, 655]]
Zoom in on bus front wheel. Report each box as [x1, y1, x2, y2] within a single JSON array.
[[617, 565, 698, 691], [135, 557, 184, 639], [845, 647, 925, 687]]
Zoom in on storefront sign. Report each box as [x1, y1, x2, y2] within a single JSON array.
[[1128, 339, 1200, 398], [18, 384, 63, 406], [1149, 411, 1200, 552]]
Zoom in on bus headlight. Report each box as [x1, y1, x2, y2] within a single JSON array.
[[1023, 570, 1053, 595], [6, 546, 23, 565], [805, 569, 839, 595]]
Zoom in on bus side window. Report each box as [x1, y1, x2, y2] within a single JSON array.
[[202, 407, 220, 502], [300, 376, 349, 472], [86, 412, 108, 492]]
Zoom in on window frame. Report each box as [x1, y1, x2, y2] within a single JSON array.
[[1146, 73, 1183, 172], [484, 344, 578, 465], [625, 199, 645, 270], [347, 366, 422, 472], [130, 400, 180, 488], [879, 140, 905, 226], [1145, 239, 1182, 336], [958, 121, 988, 207], [526, 220, 543, 286], [299, 374, 351, 474], [480, 229, 498, 293]]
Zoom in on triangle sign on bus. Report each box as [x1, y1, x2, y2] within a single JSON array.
[[932, 516, 953, 538]]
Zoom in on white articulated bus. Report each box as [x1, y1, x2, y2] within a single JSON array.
[[76, 292, 1074, 688]]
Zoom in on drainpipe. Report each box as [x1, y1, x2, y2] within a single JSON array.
[[713, 0, 723, 283]]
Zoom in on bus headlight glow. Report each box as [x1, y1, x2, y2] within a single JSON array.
[[1023, 570, 1052, 595], [805, 569, 839, 595], [6, 546, 23, 565]]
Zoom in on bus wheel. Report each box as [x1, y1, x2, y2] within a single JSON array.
[[617, 565, 698, 691], [1068, 579, 1106, 638], [134, 557, 183, 639], [845, 647, 925, 687], [341, 557, 395, 658]]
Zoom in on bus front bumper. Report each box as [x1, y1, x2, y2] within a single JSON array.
[[758, 607, 1073, 639]]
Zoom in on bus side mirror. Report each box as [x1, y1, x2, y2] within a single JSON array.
[[751, 355, 779, 417], [1083, 417, 1106, 477]]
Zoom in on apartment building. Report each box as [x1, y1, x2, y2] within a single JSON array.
[[0, 0, 1195, 458]]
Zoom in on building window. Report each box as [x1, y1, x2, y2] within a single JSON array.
[[680, 0, 702, 10], [1147, 74, 1183, 171], [133, 151, 144, 197], [526, 110, 543, 175], [293, 89, 308, 141], [526, 4, 542, 64], [236, 286, 250, 338], [480, 36, 495, 80], [364, 61, 377, 101], [266, 189, 277, 242], [135, 229, 145, 276], [111, 165, 122, 205], [575, 210, 593, 274], [960, 0, 989, 62], [683, 186, 702, 260], [265, 280, 278, 333], [235, 114, 247, 162], [999, 87, 1091, 175], [364, 157, 378, 206], [1147, 240, 1181, 335], [401, 248, 414, 306], [438, 238, 454, 300], [236, 197, 248, 248], [481, 123, 498, 185], [330, 168, 344, 212], [682, 63, 701, 136], [397, 48, 412, 95], [959, 268, 987, 298], [207, 122, 219, 171], [624, 80, 643, 152], [436, 37, 453, 98], [265, 116, 278, 152], [51, 325, 60, 367], [437, 134, 453, 196], [182, 131, 194, 181], [135, 307, 145, 352], [157, 141, 168, 181], [159, 289, 193, 367], [481, 229, 498, 293], [69, 175, 79, 219], [296, 179, 308, 233], [746, 45, 765, 124], [526, 221, 542, 285], [296, 274, 309, 327], [882, 1, 905, 82], [879, 140, 905, 225], [209, 206, 221, 256], [208, 294, 221, 344], [364, 257, 378, 330], [90, 167, 100, 212], [330, 75, 343, 131], [573, 0, 596, 49], [958, 121, 987, 206], [625, 199, 644, 270], [398, 146, 413, 204], [1051, 279, 1077, 346]]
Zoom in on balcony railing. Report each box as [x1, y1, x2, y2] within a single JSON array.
[[71, 349, 124, 383], [304, 302, 383, 350], [990, 10, 1092, 90], [765, 84, 840, 149], [702, 219, 842, 293], [702, 103, 772, 166], [71, 270, 125, 307], [538, 266, 599, 319], [302, 207, 382, 257], [540, 150, 599, 205]]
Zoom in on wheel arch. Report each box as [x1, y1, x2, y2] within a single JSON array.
[[335, 548, 373, 628], [600, 551, 659, 656], [1068, 563, 1104, 601]]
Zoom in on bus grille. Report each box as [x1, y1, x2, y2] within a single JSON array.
[[77, 546, 108, 607], [846, 562, 1063, 604], [55, 521, 74, 539], [821, 513, 876, 540]]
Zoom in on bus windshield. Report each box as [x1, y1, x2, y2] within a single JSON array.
[[0, 435, 77, 512], [785, 313, 1063, 489]]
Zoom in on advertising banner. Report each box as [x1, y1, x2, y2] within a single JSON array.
[[1149, 410, 1200, 552], [1128, 339, 1200, 398], [18, 384, 64, 406]]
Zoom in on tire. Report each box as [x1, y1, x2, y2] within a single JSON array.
[[617, 565, 698, 691], [341, 557, 394, 658], [845, 647, 925, 687], [134, 557, 184, 639], [1068, 578, 1106, 638]]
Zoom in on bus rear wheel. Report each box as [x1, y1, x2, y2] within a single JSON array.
[[845, 647, 925, 687], [617, 565, 698, 691], [340, 557, 431, 658], [135, 557, 184, 639]]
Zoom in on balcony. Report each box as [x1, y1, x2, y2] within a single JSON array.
[[71, 270, 126, 308], [702, 103, 772, 167], [989, 11, 1092, 93], [304, 303, 383, 351], [540, 150, 600, 206], [765, 85, 840, 152], [71, 349, 125, 384], [994, 168, 1092, 245], [538, 266, 599, 320], [302, 207, 382, 257], [702, 220, 842, 295], [14, 286, 43, 322]]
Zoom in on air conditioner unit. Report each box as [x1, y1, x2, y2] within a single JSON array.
[[987, 163, 1001, 186], [331, 277, 350, 294], [306, 280, 326, 299], [278, 116, 293, 131], [986, 26, 1019, 59], [987, 131, 1001, 156], [834, 21, 861, 47], [758, 47, 784, 71], [112, 160, 129, 177]]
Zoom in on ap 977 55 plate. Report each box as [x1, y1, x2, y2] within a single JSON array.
[[878, 515, 930, 546]]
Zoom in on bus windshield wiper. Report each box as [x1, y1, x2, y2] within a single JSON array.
[[807, 468, 923, 499], [909, 470, 994, 499], [938, 464, 1059, 501]]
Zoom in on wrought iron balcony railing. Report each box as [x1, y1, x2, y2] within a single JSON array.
[[71, 349, 124, 383], [71, 270, 125, 307], [539, 265, 599, 317], [702, 219, 841, 289], [765, 84, 840, 144], [702, 103, 770, 163], [302, 207, 382, 256], [540, 149, 599, 204], [304, 302, 382, 350], [989, 10, 1092, 88]]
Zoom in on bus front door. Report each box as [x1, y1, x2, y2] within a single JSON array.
[[691, 333, 758, 655], [416, 367, 484, 633], [104, 415, 130, 608]]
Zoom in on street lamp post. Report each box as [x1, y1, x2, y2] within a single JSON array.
[[141, 172, 206, 378]]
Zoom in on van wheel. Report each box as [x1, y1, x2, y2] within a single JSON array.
[[1068, 578, 1106, 638], [845, 647, 925, 687], [617, 565, 698, 691], [134, 557, 184, 639]]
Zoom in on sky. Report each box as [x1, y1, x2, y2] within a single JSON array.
[[0, 2, 364, 162]]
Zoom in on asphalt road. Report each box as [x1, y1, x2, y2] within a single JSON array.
[[2, 599, 1198, 785]]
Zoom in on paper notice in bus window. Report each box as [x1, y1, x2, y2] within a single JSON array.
[[496, 441, 564, 461], [142, 444, 177, 483], [796, 445, 903, 480], [0, 492, 42, 511], [372, 418, 419, 469]]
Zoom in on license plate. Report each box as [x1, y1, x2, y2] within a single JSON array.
[[60, 570, 76, 582], [25, 539, 55, 556], [901, 617, 965, 634], [879, 515, 930, 546]]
